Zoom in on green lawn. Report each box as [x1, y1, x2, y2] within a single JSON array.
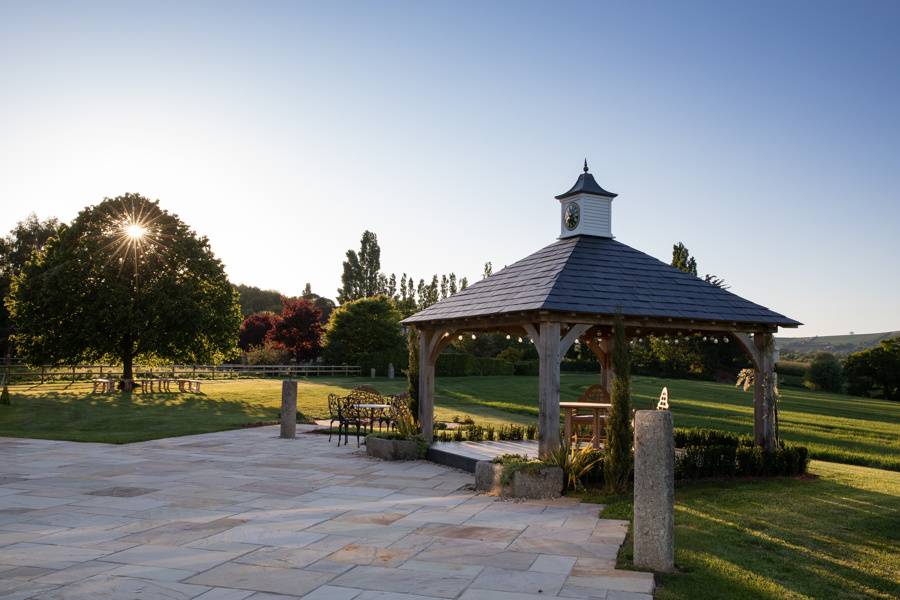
[[582, 461, 900, 600], [1, 374, 898, 471]]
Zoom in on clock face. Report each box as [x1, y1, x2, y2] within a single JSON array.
[[564, 202, 580, 230]]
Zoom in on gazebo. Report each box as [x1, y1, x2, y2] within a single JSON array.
[[402, 163, 800, 457]]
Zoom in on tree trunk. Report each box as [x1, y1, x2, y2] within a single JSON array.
[[122, 342, 134, 391]]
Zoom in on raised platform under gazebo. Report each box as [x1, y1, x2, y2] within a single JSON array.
[[402, 163, 800, 457]]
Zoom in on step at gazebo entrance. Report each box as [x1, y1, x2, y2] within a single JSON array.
[[402, 164, 800, 457]]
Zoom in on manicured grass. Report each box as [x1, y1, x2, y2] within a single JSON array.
[[1, 374, 898, 471], [578, 461, 900, 600]]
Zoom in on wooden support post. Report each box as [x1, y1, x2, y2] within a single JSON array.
[[755, 332, 777, 451], [418, 328, 436, 441], [538, 321, 561, 458], [733, 332, 777, 450]]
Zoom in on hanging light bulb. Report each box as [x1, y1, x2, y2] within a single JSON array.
[[443, 332, 449, 338], [638, 338, 643, 343], [457, 334, 463, 341], [517, 337, 523, 343], [471, 334, 477, 340], [505, 334, 511, 340], [724, 336, 730, 343], [713, 338, 719, 344], [702, 336, 707, 341]]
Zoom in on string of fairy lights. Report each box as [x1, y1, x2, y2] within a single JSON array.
[[441, 329, 756, 346]]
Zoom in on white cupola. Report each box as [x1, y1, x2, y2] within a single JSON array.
[[556, 160, 617, 239]]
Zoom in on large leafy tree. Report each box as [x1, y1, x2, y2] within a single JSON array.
[[671, 242, 697, 276], [239, 311, 281, 351], [0, 214, 62, 357], [844, 338, 900, 400], [234, 284, 283, 316], [301, 283, 336, 323], [805, 352, 844, 392], [269, 297, 323, 362], [323, 295, 405, 375], [8, 194, 241, 385], [337, 230, 382, 303]]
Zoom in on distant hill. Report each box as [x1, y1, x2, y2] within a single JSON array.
[[776, 331, 900, 357]]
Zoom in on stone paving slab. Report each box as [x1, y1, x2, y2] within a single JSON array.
[[0, 426, 653, 599]]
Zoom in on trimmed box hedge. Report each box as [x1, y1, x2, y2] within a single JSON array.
[[674, 427, 809, 480]]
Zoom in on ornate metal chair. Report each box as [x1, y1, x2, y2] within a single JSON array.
[[326, 393, 345, 443]]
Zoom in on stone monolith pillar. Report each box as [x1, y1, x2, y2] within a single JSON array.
[[280, 380, 297, 439], [633, 410, 674, 572]]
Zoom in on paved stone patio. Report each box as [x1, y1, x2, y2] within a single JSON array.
[[0, 426, 653, 599]]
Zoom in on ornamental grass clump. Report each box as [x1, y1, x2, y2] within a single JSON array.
[[547, 443, 603, 491]]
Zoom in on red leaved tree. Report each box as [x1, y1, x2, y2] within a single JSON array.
[[238, 311, 282, 351], [269, 297, 323, 362]]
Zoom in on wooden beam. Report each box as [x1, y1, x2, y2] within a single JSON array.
[[538, 321, 561, 458], [408, 312, 780, 334], [428, 329, 457, 363], [522, 323, 541, 353], [559, 324, 591, 363], [732, 333, 761, 370]]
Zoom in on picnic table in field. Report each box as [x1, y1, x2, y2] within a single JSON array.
[[91, 377, 203, 393]]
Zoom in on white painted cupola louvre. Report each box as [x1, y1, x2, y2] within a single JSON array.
[[556, 160, 617, 239]]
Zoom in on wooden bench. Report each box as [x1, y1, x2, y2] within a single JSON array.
[[180, 379, 202, 393], [91, 378, 115, 393]]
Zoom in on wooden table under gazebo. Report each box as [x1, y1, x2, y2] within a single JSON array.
[[402, 163, 800, 458]]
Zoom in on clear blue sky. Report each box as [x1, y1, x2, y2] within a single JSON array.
[[2, 1, 898, 337]]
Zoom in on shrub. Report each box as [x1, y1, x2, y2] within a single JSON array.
[[513, 360, 539, 376], [245, 341, 291, 365], [560, 359, 600, 372], [496, 347, 524, 363], [472, 357, 515, 376], [437, 353, 474, 376], [675, 428, 810, 480], [435, 354, 514, 376], [674, 427, 751, 448], [776, 361, 808, 377]]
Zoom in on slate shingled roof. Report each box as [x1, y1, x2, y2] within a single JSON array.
[[402, 235, 800, 327], [555, 171, 617, 199]]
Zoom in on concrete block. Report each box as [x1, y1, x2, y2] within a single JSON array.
[[365, 436, 420, 460], [474, 461, 563, 499]]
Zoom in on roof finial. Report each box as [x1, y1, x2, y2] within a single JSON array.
[[583, 159, 589, 173]]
